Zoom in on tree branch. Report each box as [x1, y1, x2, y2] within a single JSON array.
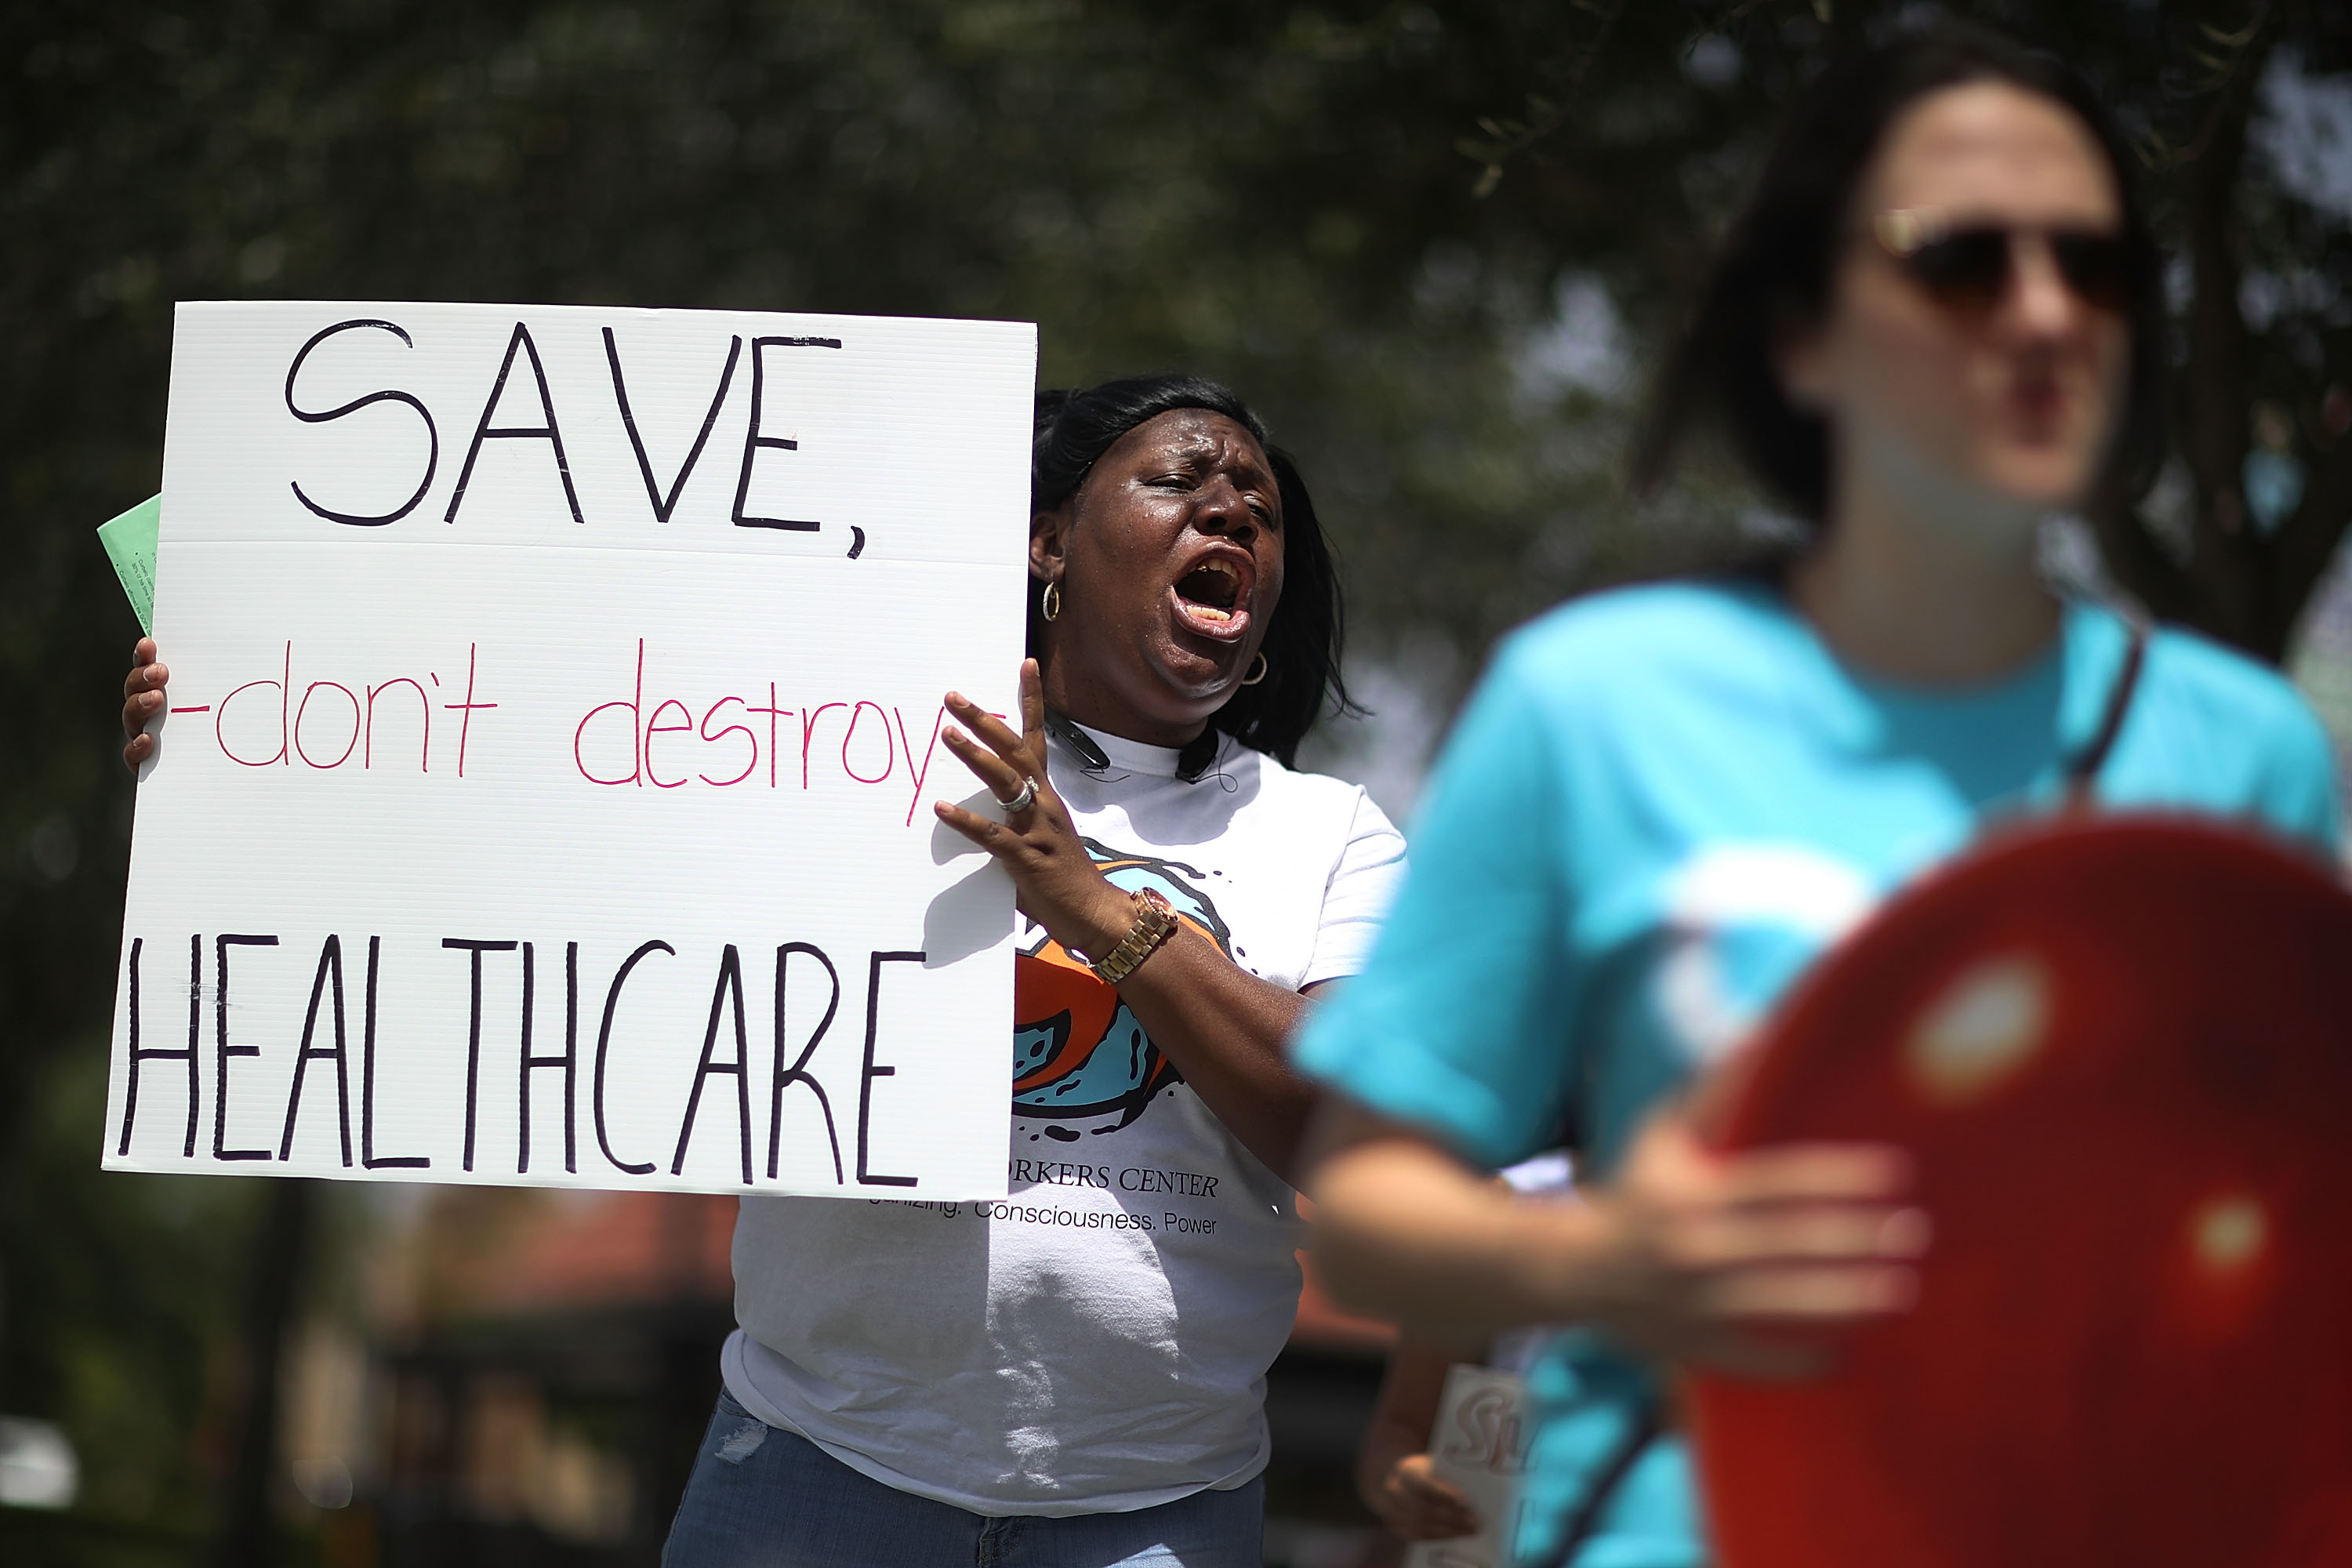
[[2175, 13, 2276, 648], [1461, 0, 1633, 196]]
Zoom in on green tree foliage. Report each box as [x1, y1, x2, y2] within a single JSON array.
[[0, 6, 1670, 1554], [1462, 0, 2352, 661]]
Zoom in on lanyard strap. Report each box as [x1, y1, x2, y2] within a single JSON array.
[[2061, 619, 2147, 809], [1537, 1396, 1664, 1568]]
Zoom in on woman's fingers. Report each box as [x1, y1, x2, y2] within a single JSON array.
[[932, 799, 1006, 848], [123, 654, 169, 709], [1381, 1456, 1482, 1540], [122, 684, 165, 739], [1661, 1196, 1926, 1310], [1680, 1145, 1928, 1275], [1715, 1143, 1911, 1206], [1393, 1497, 1482, 1540], [938, 668, 1052, 819], [1701, 1260, 1917, 1320], [1601, 1109, 1929, 1367], [940, 724, 1029, 805], [1737, 1203, 1929, 1264], [1675, 1202, 1930, 1273], [928, 663, 1126, 953], [942, 688, 1032, 771], [931, 804, 1044, 865], [1017, 657, 1045, 751], [122, 641, 170, 769], [1403, 1483, 1478, 1530]]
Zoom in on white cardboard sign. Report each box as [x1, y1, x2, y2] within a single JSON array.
[[105, 302, 1036, 1200]]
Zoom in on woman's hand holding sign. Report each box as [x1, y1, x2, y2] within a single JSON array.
[[931, 655, 1316, 1178], [122, 637, 169, 770], [935, 658, 1134, 963]]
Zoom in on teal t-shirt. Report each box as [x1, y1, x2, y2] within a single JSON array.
[[1294, 579, 2342, 1567]]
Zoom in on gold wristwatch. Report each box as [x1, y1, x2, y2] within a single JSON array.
[[1085, 887, 1178, 986]]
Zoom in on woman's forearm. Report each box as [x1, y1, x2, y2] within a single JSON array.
[[1306, 1110, 1603, 1343], [1105, 927, 1319, 1180], [1357, 1340, 1457, 1503], [1306, 1099, 1927, 1376], [931, 670, 1323, 1180]]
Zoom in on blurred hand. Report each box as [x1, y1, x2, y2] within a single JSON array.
[[1369, 1452, 1480, 1542], [122, 637, 169, 772], [1576, 1105, 1929, 1378]]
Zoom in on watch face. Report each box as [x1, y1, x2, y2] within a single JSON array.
[[1688, 816, 2352, 1568]]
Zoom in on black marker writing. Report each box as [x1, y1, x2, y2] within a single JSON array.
[[445, 321, 585, 527], [607, 328, 742, 523], [278, 935, 354, 1165], [731, 335, 841, 532], [593, 940, 672, 1175], [285, 318, 439, 526], [212, 933, 279, 1162], [857, 949, 925, 1188], [673, 944, 753, 1185], [771, 942, 844, 1184], [444, 938, 521, 1173], [115, 935, 201, 1160], [520, 942, 577, 1174], [361, 934, 430, 1169]]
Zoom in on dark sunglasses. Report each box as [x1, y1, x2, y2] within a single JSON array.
[[1871, 208, 2136, 316]]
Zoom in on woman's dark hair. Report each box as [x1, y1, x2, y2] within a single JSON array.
[[1634, 20, 2166, 523], [1029, 374, 1352, 776]]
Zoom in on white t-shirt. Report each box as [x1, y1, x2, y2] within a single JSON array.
[[723, 720, 1406, 1515]]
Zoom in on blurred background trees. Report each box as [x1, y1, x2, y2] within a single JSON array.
[[5, 2, 2350, 1564]]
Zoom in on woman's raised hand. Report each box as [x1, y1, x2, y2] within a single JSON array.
[[935, 659, 1134, 957], [1577, 1105, 1928, 1378], [122, 637, 169, 772]]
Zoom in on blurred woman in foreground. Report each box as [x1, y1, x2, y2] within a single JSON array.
[[1294, 24, 2340, 1568]]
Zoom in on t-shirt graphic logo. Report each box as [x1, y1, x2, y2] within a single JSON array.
[[1013, 840, 1232, 1142]]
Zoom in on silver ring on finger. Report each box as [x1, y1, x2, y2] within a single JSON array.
[[996, 775, 1039, 815]]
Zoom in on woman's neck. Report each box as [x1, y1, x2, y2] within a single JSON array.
[[1036, 652, 1209, 751], [1789, 463, 2062, 687]]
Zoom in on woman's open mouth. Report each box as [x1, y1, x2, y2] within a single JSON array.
[[1169, 553, 1254, 641]]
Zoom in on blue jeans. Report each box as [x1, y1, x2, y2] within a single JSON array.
[[662, 1391, 1267, 1568]]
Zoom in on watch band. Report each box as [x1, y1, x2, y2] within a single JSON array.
[[1087, 888, 1178, 986]]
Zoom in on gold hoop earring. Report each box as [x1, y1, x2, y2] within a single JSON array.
[[1041, 581, 1062, 622], [1241, 652, 1268, 686]]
